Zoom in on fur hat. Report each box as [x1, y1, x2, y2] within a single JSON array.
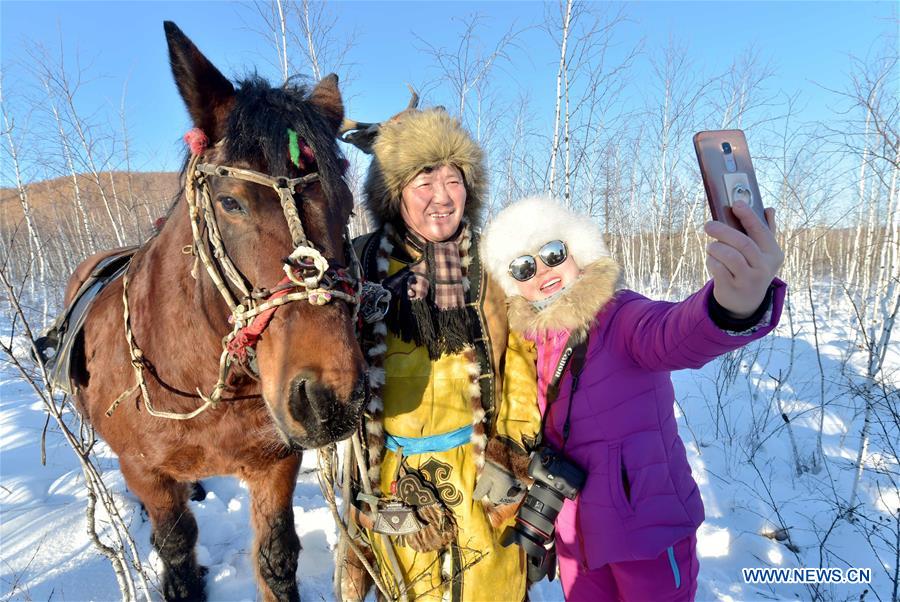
[[363, 109, 486, 227], [480, 195, 611, 296]]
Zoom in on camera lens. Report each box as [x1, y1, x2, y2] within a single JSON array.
[[505, 448, 586, 564], [721, 142, 732, 154]]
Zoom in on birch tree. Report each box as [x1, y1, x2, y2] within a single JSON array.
[[413, 12, 524, 223], [1, 79, 49, 316], [544, 2, 638, 209], [816, 40, 900, 517], [414, 13, 521, 136], [245, 0, 357, 85]]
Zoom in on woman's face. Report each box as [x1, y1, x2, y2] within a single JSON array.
[[400, 164, 466, 242], [513, 251, 580, 302]]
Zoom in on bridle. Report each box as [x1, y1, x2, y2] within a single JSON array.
[[187, 152, 361, 355], [108, 147, 362, 420]]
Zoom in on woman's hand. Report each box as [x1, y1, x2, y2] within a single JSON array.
[[703, 200, 784, 318]]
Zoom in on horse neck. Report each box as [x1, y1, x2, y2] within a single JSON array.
[[129, 195, 235, 388]]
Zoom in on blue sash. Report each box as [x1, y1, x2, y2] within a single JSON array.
[[385, 424, 474, 455]]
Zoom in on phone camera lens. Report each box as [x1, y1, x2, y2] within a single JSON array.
[[721, 142, 733, 154]]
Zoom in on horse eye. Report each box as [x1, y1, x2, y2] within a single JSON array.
[[217, 195, 245, 215]]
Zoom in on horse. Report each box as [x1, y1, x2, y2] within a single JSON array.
[[65, 22, 367, 601]]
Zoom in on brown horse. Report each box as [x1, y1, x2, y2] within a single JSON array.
[[66, 22, 367, 601]]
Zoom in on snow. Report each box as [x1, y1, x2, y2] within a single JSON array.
[[1, 298, 897, 601]]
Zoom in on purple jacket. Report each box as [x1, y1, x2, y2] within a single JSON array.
[[537, 279, 786, 569]]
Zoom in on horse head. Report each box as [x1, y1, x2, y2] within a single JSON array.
[[164, 22, 367, 449]]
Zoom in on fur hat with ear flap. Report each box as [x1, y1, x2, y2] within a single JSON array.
[[364, 108, 487, 227], [481, 195, 611, 296], [481, 195, 622, 339]]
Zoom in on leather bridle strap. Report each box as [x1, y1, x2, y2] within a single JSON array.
[[108, 153, 361, 420]]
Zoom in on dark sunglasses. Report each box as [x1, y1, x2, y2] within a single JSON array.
[[508, 240, 568, 282]]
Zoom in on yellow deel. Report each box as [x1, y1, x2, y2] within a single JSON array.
[[367, 257, 540, 602]]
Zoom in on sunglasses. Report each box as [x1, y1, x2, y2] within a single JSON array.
[[508, 240, 568, 282]]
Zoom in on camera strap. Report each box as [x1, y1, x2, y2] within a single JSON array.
[[541, 333, 590, 448]]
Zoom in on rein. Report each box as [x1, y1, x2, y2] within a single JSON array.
[[107, 150, 362, 420]]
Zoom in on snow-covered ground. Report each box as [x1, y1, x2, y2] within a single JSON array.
[[1, 294, 897, 601]]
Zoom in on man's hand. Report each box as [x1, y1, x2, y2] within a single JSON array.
[[474, 461, 526, 507], [703, 200, 784, 318]]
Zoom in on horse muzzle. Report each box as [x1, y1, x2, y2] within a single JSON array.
[[280, 374, 367, 449]]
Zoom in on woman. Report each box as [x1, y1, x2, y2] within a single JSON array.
[[338, 108, 541, 602], [480, 195, 786, 600]]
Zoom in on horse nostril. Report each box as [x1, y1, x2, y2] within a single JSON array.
[[288, 377, 315, 424], [291, 379, 337, 424], [305, 381, 330, 424]]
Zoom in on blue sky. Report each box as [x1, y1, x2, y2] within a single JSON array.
[[1, 1, 895, 180]]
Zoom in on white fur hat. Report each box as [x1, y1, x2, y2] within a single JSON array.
[[480, 195, 610, 296]]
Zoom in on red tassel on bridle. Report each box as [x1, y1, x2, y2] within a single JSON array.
[[184, 127, 209, 155]]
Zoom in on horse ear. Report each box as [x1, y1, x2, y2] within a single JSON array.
[[164, 21, 235, 142], [309, 73, 344, 133]]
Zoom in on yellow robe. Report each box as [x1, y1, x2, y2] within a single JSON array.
[[368, 257, 540, 602]]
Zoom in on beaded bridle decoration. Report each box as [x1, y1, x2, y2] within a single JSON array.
[[107, 139, 362, 420]]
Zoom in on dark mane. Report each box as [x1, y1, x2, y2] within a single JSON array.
[[226, 75, 344, 202], [162, 74, 344, 223]]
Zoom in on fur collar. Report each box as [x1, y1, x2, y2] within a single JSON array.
[[507, 257, 621, 342]]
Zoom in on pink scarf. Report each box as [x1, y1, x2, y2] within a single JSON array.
[[526, 328, 571, 417]]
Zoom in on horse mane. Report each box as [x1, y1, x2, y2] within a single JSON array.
[[162, 73, 345, 222], [226, 74, 345, 202]]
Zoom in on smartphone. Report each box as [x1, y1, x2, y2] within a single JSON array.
[[694, 130, 767, 233]]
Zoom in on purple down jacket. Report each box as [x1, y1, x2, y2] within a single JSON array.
[[540, 279, 786, 569]]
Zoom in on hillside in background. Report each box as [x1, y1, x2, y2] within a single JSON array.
[[0, 171, 180, 292], [0, 170, 179, 234]]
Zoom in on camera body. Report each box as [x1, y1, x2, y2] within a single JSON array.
[[501, 448, 586, 579], [529, 446, 585, 500]]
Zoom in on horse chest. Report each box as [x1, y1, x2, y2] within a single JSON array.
[[158, 445, 208, 478]]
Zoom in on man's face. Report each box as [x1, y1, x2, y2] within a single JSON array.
[[399, 164, 467, 242]]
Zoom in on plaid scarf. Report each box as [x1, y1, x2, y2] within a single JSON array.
[[392, 225, 472, 359]]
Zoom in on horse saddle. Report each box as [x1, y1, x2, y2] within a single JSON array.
[[34, 247, 138, 395]]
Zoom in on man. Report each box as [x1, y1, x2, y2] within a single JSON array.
[[339, 107, 540, 601]]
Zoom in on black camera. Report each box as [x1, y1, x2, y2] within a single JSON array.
[[501, 447, 586, 580]]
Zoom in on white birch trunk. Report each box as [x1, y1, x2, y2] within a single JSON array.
[[859, 183, 880, 321], [548, 0, 573, 196], [107, 170, 127, 244], [847, 104, 873, 290], [1, 92, 47, 315], [563, 65, 572, 207], [875, 145, 899, 296], [120, 89, 142, 241], [626, 145, 639, 287], [301, 0, 322, 80], [47, 95, 95, 256], [277, 0, 291, 83], [846, 377, 874, 516], [65, 95, 127, 247]]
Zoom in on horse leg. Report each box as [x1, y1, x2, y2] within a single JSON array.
[[245, 454, 302, 602], [120, 460, 206, 601], [188, 480, 207, 502]]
